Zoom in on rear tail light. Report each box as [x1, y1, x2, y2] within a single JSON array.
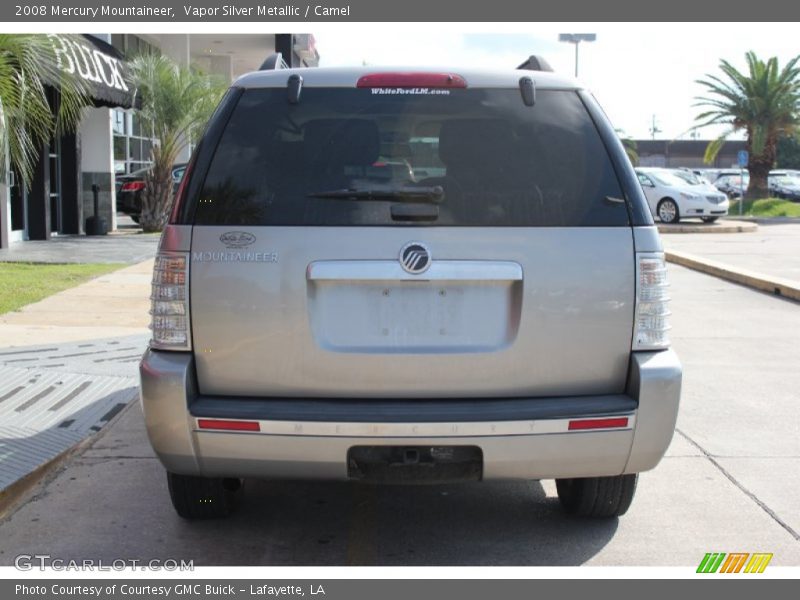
[[120, 181, 146, 192], [169, 156, 195, 224], [633, 253, 671, 350], [150, 252, 191, 350]]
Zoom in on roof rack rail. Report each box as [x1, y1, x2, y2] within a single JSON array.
[[259, 52, 290, 71], [517, 55, 553, 72]]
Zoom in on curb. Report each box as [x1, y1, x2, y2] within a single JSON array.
[[666, 249, 800, 302], [658, 220, 757, 234], [0, 400, 137, 521], [726, 216, 800, 224]]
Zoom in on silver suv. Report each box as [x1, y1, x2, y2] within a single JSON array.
[[140, 61, 682, 520]]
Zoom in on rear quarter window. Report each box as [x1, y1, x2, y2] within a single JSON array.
[[191, 87, 630, 227]]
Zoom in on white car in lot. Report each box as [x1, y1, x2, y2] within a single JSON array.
[[636, 167, 729, 224]]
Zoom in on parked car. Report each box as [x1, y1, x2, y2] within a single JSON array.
[[671, 168, 714, 187], [768, 171, 800, 200], [636, 167, 729, 223], [116, 163, 187, 223], [714, 173, 749, 199], [140, 61, 681, 520], [691, 168, 718, 183]]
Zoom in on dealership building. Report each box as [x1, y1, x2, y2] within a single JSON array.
[[0, 33, 318, 249], [634, 139, 748, 169]]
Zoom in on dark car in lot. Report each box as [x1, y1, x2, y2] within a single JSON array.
[[714, 174, 749, 199], [768, 172, 800, 201], [116, 163, 187, 223]]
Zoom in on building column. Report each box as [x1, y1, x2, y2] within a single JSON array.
[[78, 107, 116, 232], [275, 34, 294, 66], [0, 147, 8, 249], [60, 131, 82, 234], [0, 184, 8, 249], [209, 55, 233, 82], [158, 34, 190, 67], [158, 35, 193, 164], [27, 144, 51, 240]]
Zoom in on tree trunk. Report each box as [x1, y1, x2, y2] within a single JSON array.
[[745, 135, 776, 200], [139, 147, 176, 233]]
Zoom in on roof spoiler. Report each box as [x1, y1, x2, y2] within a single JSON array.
[[517, 55, 553, 72], [259, 52, 290, 71]]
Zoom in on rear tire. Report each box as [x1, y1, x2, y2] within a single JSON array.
[[130, 215, 140, 224], [701, 217, 718, 223], [166, 471, 240, 519], [556, 474, 638, 518]]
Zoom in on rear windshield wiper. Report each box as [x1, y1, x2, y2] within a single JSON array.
[[308, 185, 444, 204]]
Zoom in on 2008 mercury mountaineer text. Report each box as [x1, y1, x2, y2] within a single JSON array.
[[139, 58, 682, 520]]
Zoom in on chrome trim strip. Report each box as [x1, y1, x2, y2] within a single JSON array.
[[307, 260, 523, 282], [194, 414, 636, 438]]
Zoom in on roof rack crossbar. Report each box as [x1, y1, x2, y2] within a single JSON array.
[[260, 52, 290, 71], [517, 55, 553, 73]]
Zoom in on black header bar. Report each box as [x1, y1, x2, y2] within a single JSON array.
[[2, 0, 791, 22]]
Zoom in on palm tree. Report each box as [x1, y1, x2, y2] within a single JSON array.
[[0, 34, 89, 187], [695, 51, 800, 199], [127, 53, 226, 232], [615, 128, 638, 166]]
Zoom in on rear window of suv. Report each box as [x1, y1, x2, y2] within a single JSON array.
[[192, 87, 629, 227]]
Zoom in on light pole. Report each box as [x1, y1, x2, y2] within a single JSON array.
[[558, 33, 596, 77]]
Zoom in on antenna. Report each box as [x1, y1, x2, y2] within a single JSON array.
[[517, 56, 553, 72]]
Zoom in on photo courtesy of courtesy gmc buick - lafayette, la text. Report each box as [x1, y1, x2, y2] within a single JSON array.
[[139, 55, 682, 520]]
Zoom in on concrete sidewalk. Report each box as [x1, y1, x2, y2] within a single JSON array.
[[0, 257, 154, 500], [0, 259, 153, 347], [662, 222, 800, 284], [0, 231, 159, 265]]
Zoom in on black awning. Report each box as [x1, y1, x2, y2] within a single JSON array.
[[48, 34, 139, 110]]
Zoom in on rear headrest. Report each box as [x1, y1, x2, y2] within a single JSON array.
[[303, 119, 380, 168], [438, 119, 514, 168]]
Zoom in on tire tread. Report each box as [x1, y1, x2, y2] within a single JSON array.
[[556, 474, 637, 518], [167, 471, 234, 519]]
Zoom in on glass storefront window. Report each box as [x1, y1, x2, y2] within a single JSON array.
[[131, 138, 143, 161], [112, 110, 156, 175], [113, 135, 127, 159], [112, 109, 126, 135]]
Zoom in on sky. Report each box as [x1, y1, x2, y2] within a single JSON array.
[[313, 23, 800, 141]]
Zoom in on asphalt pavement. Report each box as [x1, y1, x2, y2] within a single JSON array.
[[0, 263, 797, 566], [0, 231, 159, 265]]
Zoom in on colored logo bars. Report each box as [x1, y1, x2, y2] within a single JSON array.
[[697, 552, 773, 573]]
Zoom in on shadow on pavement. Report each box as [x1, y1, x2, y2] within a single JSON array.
[[0, 404, 618, 567]]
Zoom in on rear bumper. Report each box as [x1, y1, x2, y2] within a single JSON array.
[[116, 191, 141, 215], [139, 349, 681, 480]]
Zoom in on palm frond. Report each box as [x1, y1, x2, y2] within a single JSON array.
[[695, 51, 800, 172], [0, 34, 90, 186], [127, 52, 226, 230], [703, 128, 736, 164]]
